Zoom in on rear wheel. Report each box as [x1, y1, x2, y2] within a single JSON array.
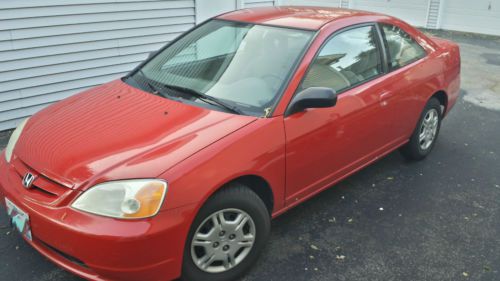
[[181, 184, 270, 281], [400, 97, 442, 161]]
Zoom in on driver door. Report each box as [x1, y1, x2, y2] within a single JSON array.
[[284, 24, 402, 205]]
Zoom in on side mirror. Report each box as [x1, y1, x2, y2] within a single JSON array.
[[286, 87, 337, 116]]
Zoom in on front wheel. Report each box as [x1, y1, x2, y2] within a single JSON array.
[[400, 97, 442, 161], [181, 184, 270, 281]]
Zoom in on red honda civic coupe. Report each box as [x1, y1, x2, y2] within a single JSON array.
[[0, 6, 460, 281]]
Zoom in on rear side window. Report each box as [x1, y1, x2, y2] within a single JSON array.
[[381, 24, 426, 70], [301, 25, 383, 93]]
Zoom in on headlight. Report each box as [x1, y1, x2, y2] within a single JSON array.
[[72, 179, 167, 219], [5, 118, 29, 163]]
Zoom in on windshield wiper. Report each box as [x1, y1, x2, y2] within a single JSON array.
[[162, 83, 243, 115], [135, 70, 174, 100], [134, 71, 241, 114]]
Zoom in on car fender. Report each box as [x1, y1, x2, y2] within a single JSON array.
[[158, 117, 286, 215]]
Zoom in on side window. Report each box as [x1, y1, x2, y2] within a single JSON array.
[[381, 24, 426, 70], [301, 25, 382, 93]]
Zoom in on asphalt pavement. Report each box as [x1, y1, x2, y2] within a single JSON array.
[[1, 30, 500, 281]]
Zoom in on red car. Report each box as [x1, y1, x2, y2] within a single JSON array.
[[0, 6, 460, 281]]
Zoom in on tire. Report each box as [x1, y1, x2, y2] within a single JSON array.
[[181, 184, 271, 281], [400, 97, 442, 161]]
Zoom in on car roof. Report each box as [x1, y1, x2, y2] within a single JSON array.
[[217, 6, 384, 30]]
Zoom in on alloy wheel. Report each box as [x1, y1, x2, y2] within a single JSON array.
[[419, 108, 439, 150], [190, 208, 256, 273]]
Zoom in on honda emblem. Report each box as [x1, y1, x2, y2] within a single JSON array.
[[22, 173, 36, 189]]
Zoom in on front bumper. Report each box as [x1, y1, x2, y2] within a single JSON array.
[[0, 154, 194, 281]]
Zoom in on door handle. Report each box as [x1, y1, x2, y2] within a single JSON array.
[[379, 91, 393, 107], [379, 91, 393, 100]]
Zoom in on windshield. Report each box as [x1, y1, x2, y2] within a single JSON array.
[[131, 19, 314, 116]]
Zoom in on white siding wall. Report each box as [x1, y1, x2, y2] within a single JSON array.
[[282, 0, 500, 36], [244, 0, 276, 8], [196, 0, 237, 23], [441, 0, 500, 36], [351, 0, 428, 27], [281, 0, 428, 26], [283, 0, 340, 7], [340, 0, 350, 8], [0, 0, 195, 130]]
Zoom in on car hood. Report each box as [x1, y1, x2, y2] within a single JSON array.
[[14, 80, 257, 189]]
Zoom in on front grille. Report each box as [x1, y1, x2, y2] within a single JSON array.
[[31, 184, 58, 197], [11, 158, 71, 203]]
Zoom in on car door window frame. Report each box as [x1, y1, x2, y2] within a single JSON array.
[[377, 22, 428, 72], [287, 22, 390, 113]]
